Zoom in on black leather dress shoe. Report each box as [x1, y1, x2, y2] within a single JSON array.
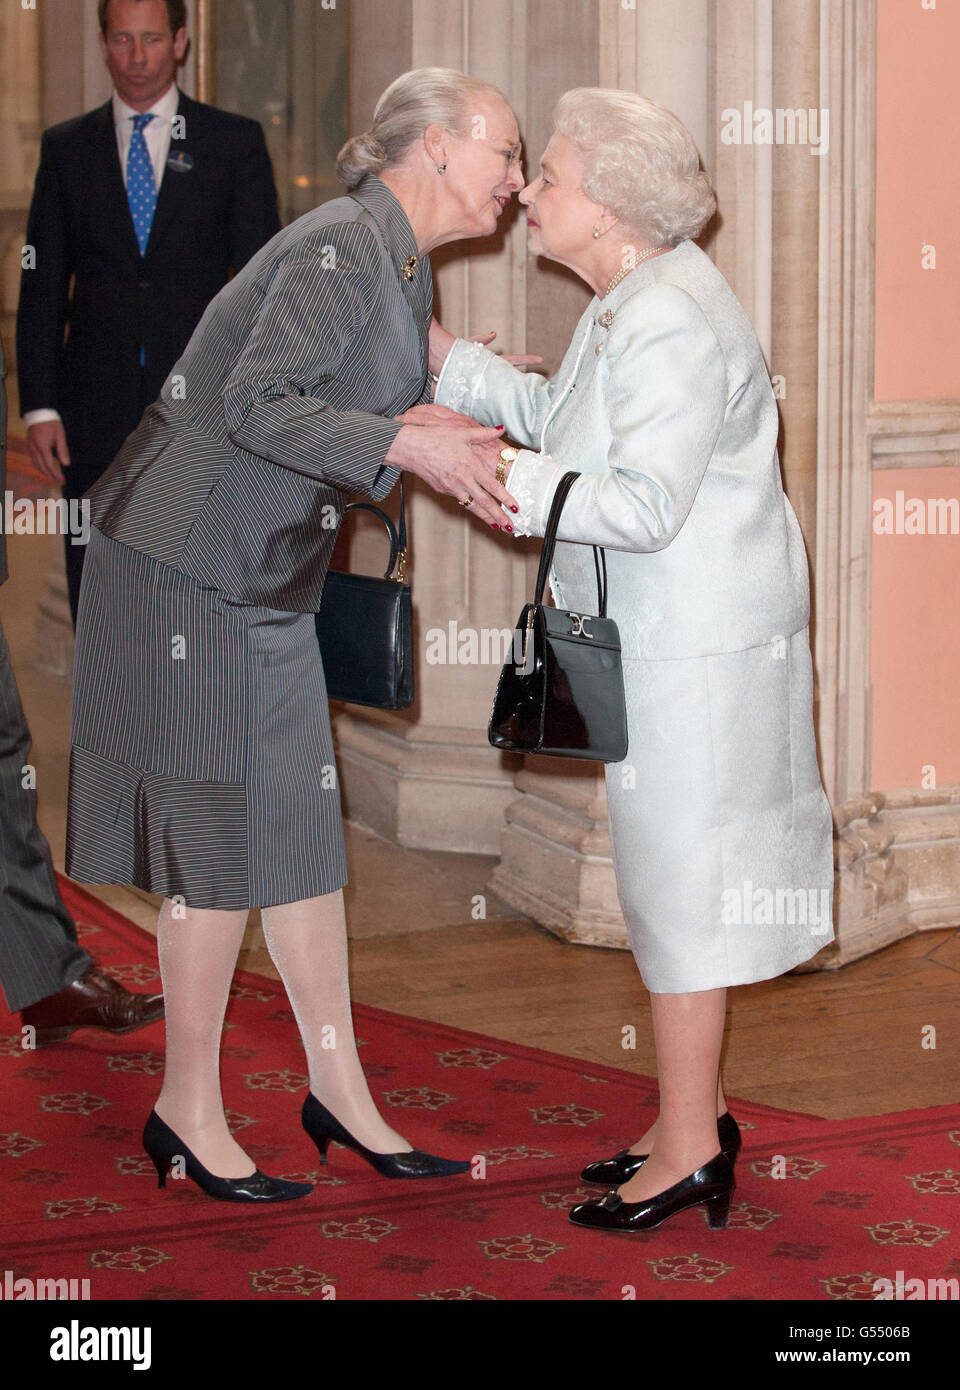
[[143, 1111, 312, 1202], [580, 1110, 741, 1186], [21, 962, 164, 1045], [569, 1152, 734, 1232]]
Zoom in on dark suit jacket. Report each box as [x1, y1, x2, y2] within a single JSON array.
[[16, 89, 281, 495], [0, 337, 7, 586], [87, 175, 431, 613]]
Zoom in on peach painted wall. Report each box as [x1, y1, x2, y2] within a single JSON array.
[[871, 1, 960, 792], [870, 468, 960, 790], [874, 0, 960, 401]]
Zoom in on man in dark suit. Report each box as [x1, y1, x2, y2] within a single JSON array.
[[16, 0, 281, 622], [0, 336, 164, 1042]]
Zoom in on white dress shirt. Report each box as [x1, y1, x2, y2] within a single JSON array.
[[24, 85, 182, 427], [112, 82, 180, 190]]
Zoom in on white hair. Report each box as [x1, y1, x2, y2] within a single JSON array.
[[553, 88, 717, 246], [337, 67, 509, 187]]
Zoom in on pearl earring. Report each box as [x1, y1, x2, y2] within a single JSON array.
[[438, 163, 447, 174], [592, 226, 601, 238]]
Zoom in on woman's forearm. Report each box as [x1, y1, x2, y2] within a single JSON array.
[[435, 338, 556, 449], [428, 317, 457, 376]]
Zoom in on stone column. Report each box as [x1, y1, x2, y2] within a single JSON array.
[[334, 0, 560, 854]]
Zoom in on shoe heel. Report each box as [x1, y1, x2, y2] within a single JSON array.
[[150, 1153, 170, 1189], [312, 1135, 330, 1165], [706, 1189, 732, 1229]]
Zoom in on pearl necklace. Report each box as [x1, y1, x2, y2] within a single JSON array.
[[604, 245, 666, 297]]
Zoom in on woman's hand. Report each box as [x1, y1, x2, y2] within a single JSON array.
[[428, 318, 545, 377], [468, 329, 544, 369], [384, 423, 518, 530]]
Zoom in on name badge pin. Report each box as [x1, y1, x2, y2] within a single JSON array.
[[166, 151, 194, 174]]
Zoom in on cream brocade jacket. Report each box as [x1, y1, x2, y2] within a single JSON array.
[[434, 238, 811, 663]]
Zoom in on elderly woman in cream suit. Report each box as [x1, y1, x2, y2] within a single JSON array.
[[430, 89, 835, 1234]]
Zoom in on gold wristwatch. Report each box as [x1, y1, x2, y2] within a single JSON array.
[[497, 445, 518, 487]]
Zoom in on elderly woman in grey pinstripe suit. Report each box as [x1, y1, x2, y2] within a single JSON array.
[[65, 69, 527, 1201]]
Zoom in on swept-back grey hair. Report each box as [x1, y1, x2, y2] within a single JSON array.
[[337, 67, 510, 187], [553, 88, 716, 246]]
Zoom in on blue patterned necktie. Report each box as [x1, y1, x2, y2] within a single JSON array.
[[127, 112, 157, 257]]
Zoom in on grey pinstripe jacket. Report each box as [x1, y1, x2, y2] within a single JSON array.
[[86, 175, 428, 611]]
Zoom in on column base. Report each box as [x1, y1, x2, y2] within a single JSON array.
[[831, 788, 960, 965], [488, 764, 629, 949], [485, 769, 960, 967], [331, 707, 524, 855]]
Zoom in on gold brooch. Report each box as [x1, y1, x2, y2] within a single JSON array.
[[597, 309, 615, 330], [403, 256, 418, 282]]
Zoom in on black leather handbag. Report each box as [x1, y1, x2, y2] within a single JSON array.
[[488, 471, 628, 762], [315, 478, 414, 710]]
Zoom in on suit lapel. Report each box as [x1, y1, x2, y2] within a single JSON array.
[[350, 178, 431, 377], [85, 101, 142, 263], [145, 92, 199, 262]]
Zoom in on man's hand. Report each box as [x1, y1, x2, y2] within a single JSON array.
[[384, 423, 517, 530], [27, 420, 70, 485]]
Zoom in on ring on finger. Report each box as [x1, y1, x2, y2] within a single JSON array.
[[458, 494, 474, 508]]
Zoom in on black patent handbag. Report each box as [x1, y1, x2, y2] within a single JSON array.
[[315, 477, 414, 710], [488, 471, 628, 762]]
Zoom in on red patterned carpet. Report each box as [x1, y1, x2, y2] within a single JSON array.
[[1, 879, 958, 1301]]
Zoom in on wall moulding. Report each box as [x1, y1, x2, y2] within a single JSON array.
[[832, 789, 960, 966], [870, 430, 960, 472], [816, 0, 960, 970]]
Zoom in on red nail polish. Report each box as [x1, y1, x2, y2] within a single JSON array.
[[505, 525, 513, 533], [491, 523, 499, 529], [510, 506, 518, 513]]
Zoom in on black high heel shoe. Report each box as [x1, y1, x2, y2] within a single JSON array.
[[569, 1152, 734, 1232], [580, 1110, 741, 1187], [301, 1092, 470, 1179], [143, 1110, 312, 1202]]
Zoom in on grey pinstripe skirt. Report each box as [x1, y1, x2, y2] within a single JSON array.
[[65, 526, 348, 909]]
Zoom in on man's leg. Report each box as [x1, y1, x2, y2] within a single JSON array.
[[0, 615, 90, 1012]]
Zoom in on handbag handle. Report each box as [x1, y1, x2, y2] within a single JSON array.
[[532, 471, 607, 618], [342, 476, 407, 582]]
